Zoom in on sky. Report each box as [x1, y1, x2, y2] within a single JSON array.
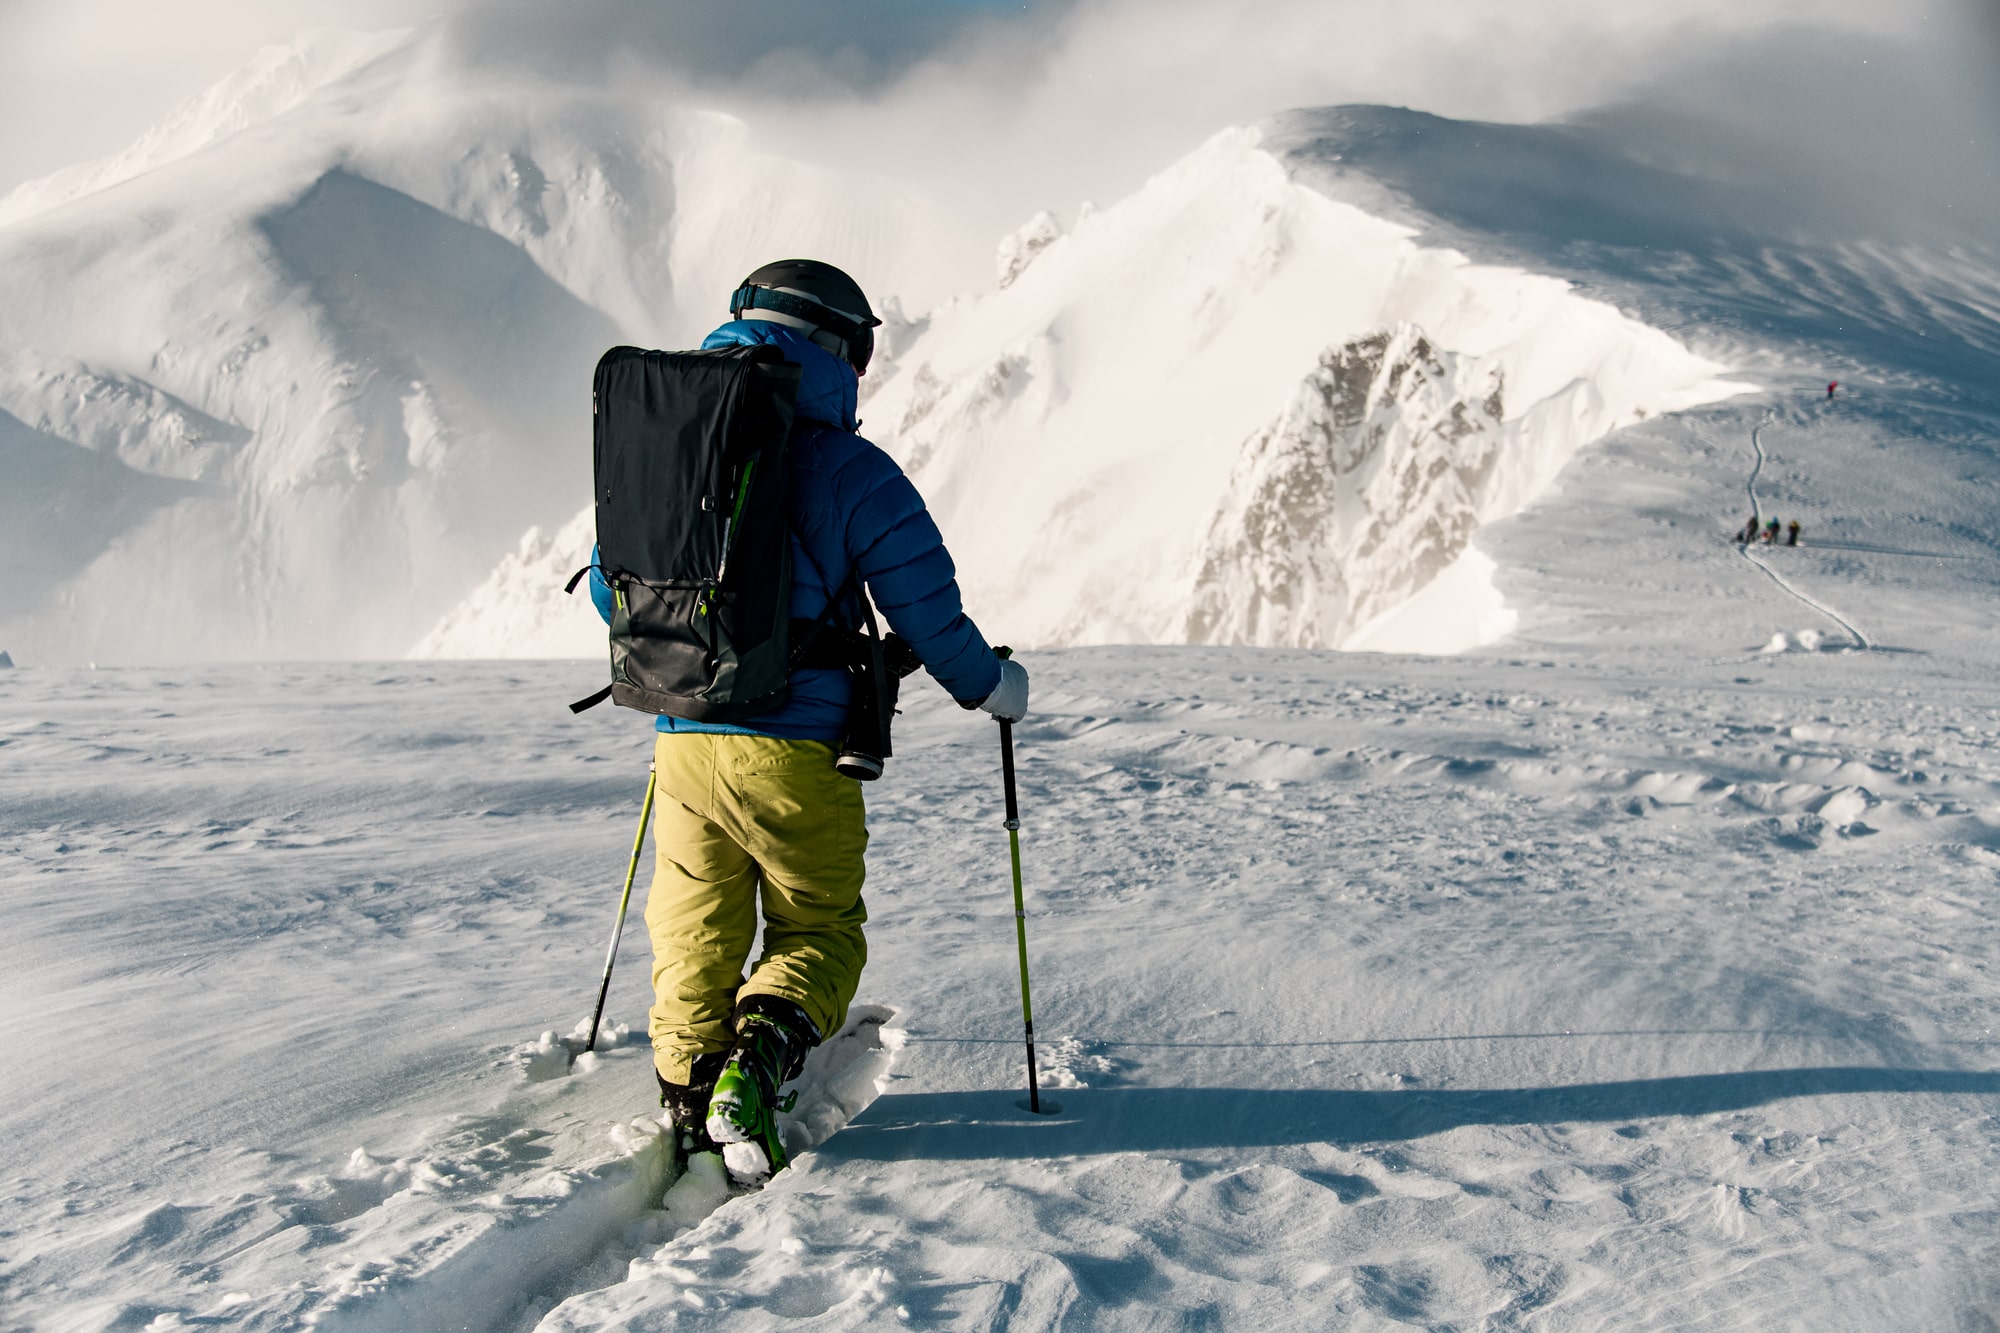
[[0, 0, 1991, 244]]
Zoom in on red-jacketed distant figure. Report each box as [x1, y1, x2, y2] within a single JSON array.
[[1827, 381, 1839, 399]]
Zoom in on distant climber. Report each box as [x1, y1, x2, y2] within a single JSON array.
[[1764, 518, 1781, 544], [1827, 381, 1838, 400], [1786, 520, 1801, 547], [1736, 515, 1759, 545]]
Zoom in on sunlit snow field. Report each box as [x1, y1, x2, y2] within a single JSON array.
[[7, 391, 2000, 1328], [5, 16, 2000, 1328]]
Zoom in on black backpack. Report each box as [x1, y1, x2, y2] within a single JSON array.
[[575, 343, 802, 721]]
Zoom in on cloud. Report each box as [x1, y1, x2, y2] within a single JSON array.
[[1576, 16, 2000, 246], [436, 0, 1052, 94], [0, 0, 426, 195], [3, 0, 1981, 262], [702, 0, 1957, 261]]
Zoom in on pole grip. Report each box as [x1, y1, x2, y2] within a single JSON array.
[[1000, 719, 1021, 823]]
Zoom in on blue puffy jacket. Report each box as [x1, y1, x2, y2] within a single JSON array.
[[590, 320, 1002, 741]]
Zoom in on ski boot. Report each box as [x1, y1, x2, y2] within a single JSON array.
[[705, 996, 818, 1187], [658, 1051, 729, 1169]]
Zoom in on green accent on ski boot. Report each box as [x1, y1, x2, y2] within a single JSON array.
[[704, 1012, 812, 1183], [706, 1056, 790, 1176]]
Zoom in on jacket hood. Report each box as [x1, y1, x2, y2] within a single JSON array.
[[701, 320, 858, 431]]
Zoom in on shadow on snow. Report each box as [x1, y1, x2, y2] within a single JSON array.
[[832, 1066, 2000, 1161]]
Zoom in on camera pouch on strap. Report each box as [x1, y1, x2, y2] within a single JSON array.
[[588, 343, 802, 721], [788, 608, 923, 780]]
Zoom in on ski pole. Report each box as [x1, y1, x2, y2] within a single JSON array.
[[997, 712, 1045, 1113], [585, 761, 657, 1054]]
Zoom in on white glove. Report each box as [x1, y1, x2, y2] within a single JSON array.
[[979, 657, 1029, 723]]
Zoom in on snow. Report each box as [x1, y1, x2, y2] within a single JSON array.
[[9, 554, 2000, 1325], [7, 25, 2000, 1333], [1340, 544, 1518, 655], [410, 509, 605, 661], [0, 28, 965, 667], [0, 28, 414, 231], [11, 356, 2000, 1326], [422, 126, 1749, 660], [0, 21, 1757, 668]]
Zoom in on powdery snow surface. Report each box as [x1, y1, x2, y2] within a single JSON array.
[[7, 376, 2000, 1327]]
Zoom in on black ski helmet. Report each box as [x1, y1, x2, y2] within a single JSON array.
[[730, 259, 882, 374]]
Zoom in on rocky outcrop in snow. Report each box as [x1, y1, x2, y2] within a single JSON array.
[[995, 211, 1064, 289], [843, 128, 1749, 654], [1187, 325, 1506, 647]]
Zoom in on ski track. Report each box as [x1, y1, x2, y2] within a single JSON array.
[[1735, 411, 1873, 651]]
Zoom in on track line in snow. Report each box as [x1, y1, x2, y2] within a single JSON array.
[[63, 1010, 907, 1331], [1735, 410, 1872, 650]]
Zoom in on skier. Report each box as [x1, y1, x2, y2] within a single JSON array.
[[1736, 514, 1758, 545], [588, 260, 1028, 1187], [1764, 518, 1781, 544], [1827, 381, 1838, 400], [1787, 520, 1801, 547]]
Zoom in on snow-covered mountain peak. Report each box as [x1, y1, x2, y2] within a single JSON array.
[[0, 27, 416, 231], [0, 33, 1785, 667], [419, 120, 1747, 660], [0, 33, 977, 665], [848, 126, 1747, 652]]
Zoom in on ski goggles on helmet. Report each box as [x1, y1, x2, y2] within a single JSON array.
[[730, 284, 880, 374]]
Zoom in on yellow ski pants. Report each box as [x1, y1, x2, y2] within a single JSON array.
[[644, 731, 869, 1084]]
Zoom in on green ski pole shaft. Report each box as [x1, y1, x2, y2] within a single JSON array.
[[998, 718, 1043, 1113], [586, 762, 657, 1054]]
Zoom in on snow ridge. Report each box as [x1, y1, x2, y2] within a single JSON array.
[[0, 24, 1750, 665], [0, 30, 968, 667], [846, 129, 1748, 654]]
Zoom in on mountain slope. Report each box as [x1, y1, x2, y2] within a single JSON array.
[[0, 28, 957, 665], [421, 124, 1748, 659]]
